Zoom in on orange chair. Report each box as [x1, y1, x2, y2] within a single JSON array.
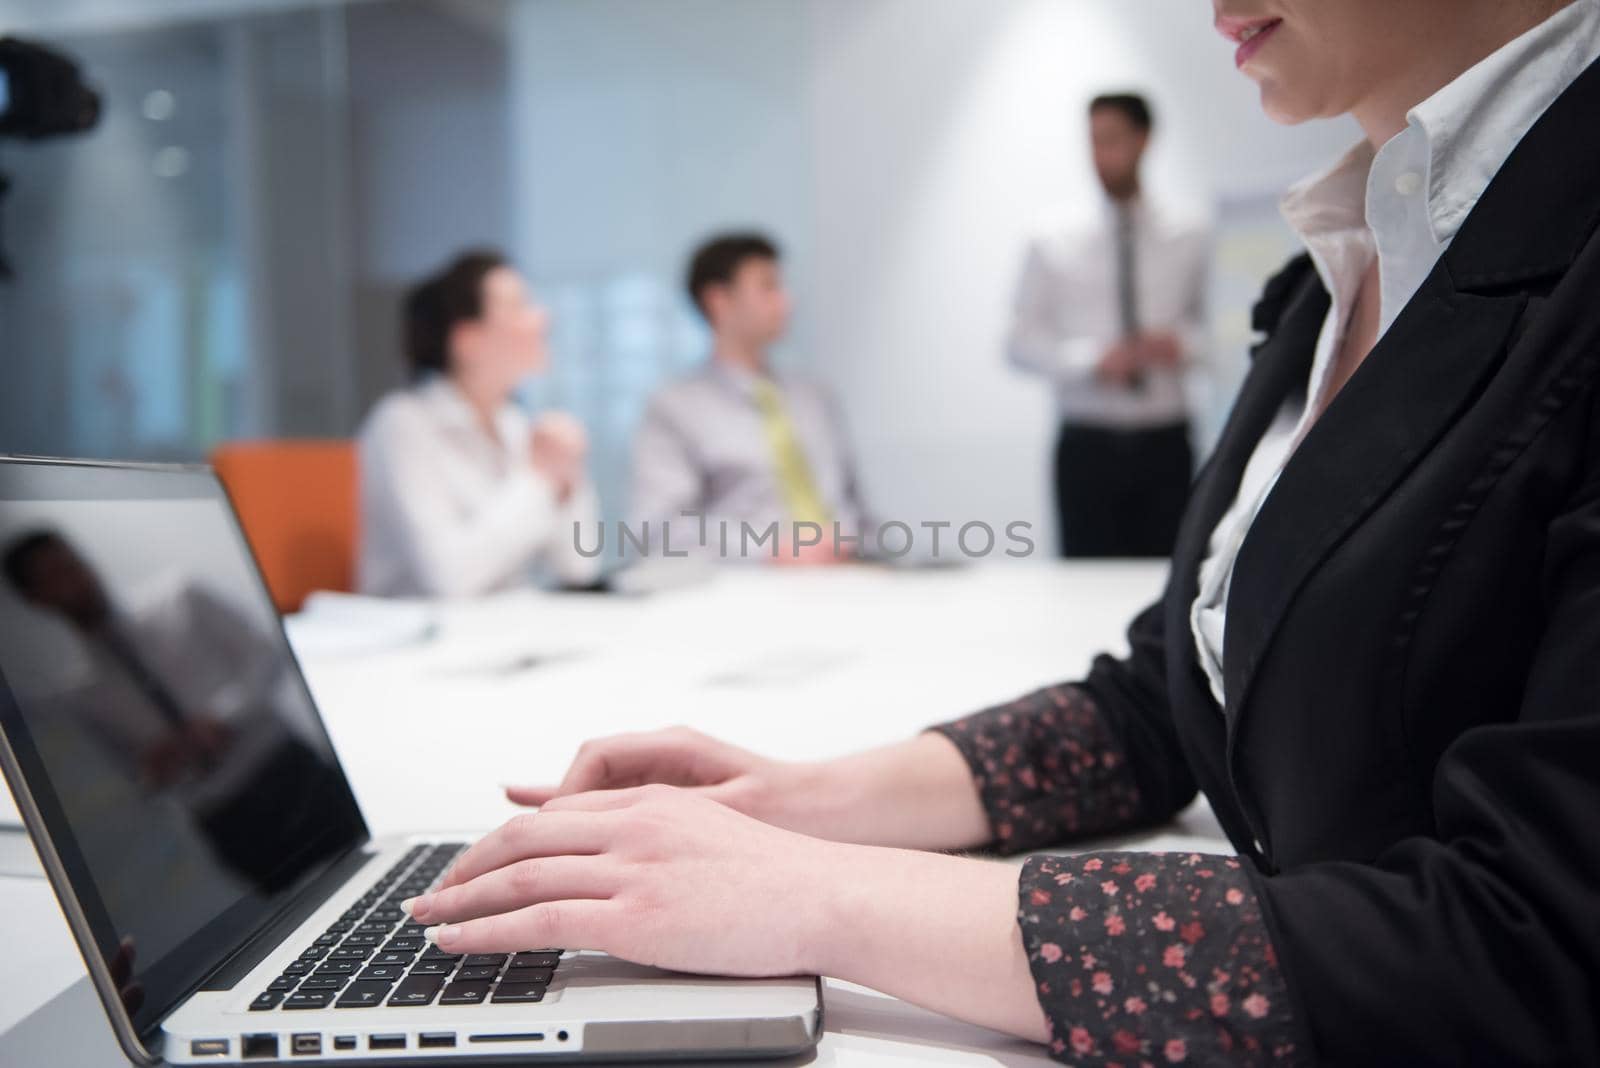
[[210, 440, 359, 614]]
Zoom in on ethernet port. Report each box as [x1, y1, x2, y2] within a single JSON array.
[[241, 1034, 278, 1060]]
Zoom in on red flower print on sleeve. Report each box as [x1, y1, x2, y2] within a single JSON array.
[[1017, 852, 1304, 1065], [930, 685, 1144, 852]]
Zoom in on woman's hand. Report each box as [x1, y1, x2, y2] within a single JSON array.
[[502, 726, 811, 829], [409, 785, 831, 976], [405, 784, 1049, 1044], [503, 726, 992, 851]]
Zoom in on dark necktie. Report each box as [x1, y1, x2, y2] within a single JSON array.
[[1115, 204, 1142, 337], [97, 625, 190, 731], [1115, 204, 1146, 392]]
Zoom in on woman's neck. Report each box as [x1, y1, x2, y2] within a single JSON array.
[[1352, 0, 1575, 147], [449, 372, 510, 441]]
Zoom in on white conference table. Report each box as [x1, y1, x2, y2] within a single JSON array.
[[0, 561, 1234, 1066]]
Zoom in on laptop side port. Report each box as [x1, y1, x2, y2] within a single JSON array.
[[369, 1034, 407, 1051], [241, 1034, 278, 1059], [418, 1033, 456, 1049], [333, 1035, 357, 1051], [291, 1033, 322, 1056], [189, 1039, 229, 1057]]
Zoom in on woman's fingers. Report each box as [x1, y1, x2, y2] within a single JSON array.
[[536, 784, 666, 813], [504, 728, 732, 807], [436, 810, 615, 891], [408, 855, 616, 925], [553, 731, 703, 795], [504, 784, 555, 806], [427, 899, 618, 957]]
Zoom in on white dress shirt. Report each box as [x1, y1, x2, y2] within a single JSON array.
[[1008, 195, 1211, 428], [630, 362, 869, 559], [1191, 0, 1600, 708], [357, 377, 601, 597]]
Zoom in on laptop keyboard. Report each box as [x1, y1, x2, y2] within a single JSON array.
[[249, 844, 564, 1012]]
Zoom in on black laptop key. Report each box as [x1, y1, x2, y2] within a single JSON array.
[[409, 960, 455, 976], [250, 991, 285, 1011], [510, 952, 560, 970], [313, 933, 339, 948], [358, 921, 396, 935], [437, 981, 491, 1006], [285, 990, 337, 1010], [369, 907, 404, 921], [420, 947, 462, 962], [267, 976, 298, 992], [454, 965, 499, 983], [358, 965, 406, 982], [313, 961, 358, 976], [298, 977, 348, 991], [463, 954, 507, 968], [283, 961, 311, 976], [490, 982, 545, 1004], [503, 967, 554, 985], [328, 947, 371, 962], [335, 981, 393, 1008], [372, 951, 415, 967], [387, 975, 444, 1007], [384, 938, 423, 953], [325, 920, 354, 935], [344, 932, 383, 947]]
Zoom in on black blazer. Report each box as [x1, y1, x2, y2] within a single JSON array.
[[1079, 56, 1600, 1064]]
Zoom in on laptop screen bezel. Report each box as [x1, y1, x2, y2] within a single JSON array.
[[0, 456, 371, 1056]]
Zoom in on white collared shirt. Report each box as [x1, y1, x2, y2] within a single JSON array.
[[1190, 0, 1600, 708], [1008, 195, 1211, 428], [357, 377, 601, 597]]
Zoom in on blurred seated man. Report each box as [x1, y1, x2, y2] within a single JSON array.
[[631, 233, 870, 564], [358, 249, 600, 597], [1, 530, 349, 892]]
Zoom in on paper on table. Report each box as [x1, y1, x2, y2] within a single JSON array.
[[284, 591, 439, 658]]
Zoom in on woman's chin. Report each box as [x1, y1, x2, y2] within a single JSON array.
[[1255, 81, 1319, 127]]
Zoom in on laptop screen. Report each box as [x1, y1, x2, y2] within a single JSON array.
[[0, 460, 367, 1036]]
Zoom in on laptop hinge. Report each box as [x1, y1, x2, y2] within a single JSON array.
[[198, 844, 377, 992]]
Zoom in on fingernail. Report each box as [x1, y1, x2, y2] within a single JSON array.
[[423, 925, 453, 947], [400, 897, 418, 918]]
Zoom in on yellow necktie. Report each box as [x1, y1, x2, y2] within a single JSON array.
[[752, 378, 831, 527]]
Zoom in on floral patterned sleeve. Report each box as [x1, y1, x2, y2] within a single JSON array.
[[931, 687, 1306, 1064], [1019, 853, 1304, 1064], [929, 683, 1145, 852]]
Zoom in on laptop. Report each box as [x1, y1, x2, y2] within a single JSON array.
[[0, 456, 822, 1065]]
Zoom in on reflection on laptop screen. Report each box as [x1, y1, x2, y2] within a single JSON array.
[[0, 462, 366, 1035]]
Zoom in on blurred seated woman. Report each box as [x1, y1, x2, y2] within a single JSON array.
[[358, 250, 600, 597]]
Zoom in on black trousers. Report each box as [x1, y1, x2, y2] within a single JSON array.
[[1053, 420, 1193, 559]]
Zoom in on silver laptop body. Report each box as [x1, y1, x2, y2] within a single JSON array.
[[0, 456, 821, 1065]]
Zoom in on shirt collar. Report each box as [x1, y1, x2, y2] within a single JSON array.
[[708, 358, 778, 400], [1405, 0, 1600, 247], [416, 375, 519, 448], [1284, 0, 1600, 254]]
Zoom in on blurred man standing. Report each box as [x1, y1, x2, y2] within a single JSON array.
[[631, 233, 869, 564], [1009, 93, 1210, 558]]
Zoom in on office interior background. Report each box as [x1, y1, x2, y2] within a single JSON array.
[[0, 0, 1360, 536]]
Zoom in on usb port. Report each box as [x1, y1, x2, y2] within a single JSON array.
[[369, 1034, 407, 1051], [292, 1033, 321, 1056], [418, 1033, 456, 1049], [190, 1039, 229, 1057], [333, 1035, 357, 1051]]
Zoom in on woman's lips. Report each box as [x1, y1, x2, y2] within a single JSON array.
[[1223, 17, 1283, 68]]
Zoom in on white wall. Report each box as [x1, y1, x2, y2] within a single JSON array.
[[508, 0, 1358, 540], [805, 0, 1358, 537]]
